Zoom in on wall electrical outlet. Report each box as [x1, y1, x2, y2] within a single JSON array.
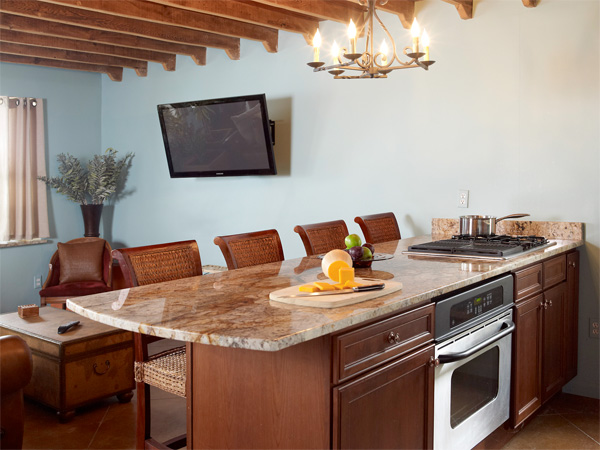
[[458, 190, 469, 208], [590, 318, 599, 339], [33, 275, 42, 289]]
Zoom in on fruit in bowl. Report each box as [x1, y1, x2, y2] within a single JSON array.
[[345, 234, 362, 249], [345, 234, 375, 268]]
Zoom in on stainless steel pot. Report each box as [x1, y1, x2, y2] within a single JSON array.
[[459, 213, 530, 237]]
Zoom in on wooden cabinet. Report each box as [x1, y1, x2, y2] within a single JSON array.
[[332, 304, 434, 450], [333, 344, 434, 450], [512, 294, 543, 427], [511, 251, 578, 428]]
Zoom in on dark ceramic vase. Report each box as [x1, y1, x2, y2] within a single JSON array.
[[80, 204, 103, 237]]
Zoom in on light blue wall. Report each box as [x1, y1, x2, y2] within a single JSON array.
[[0, 0, 597, 398], [0, 63, 102, 312], [100, 1, 599, 398]]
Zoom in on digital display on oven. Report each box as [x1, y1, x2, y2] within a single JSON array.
[[449, 286, 503, 328]]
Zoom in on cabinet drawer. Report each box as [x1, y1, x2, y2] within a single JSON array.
[[514, 264, 543, 301], [333, 304, 434, 384], [543, 255, 566, 289]]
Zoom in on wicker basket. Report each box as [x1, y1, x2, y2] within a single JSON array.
[[134, 346, 186, 398]]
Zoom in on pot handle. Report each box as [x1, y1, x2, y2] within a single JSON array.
[[495, 213, 530, 223]]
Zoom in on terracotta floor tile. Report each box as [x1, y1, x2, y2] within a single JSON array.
[[502, 414, 599, 450], [23, 399, 110, 450], [547, 393, 600, 416], [88, 400, 137, 449], [561, 413, 600, 444]]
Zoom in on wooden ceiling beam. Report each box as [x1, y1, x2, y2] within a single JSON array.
[[43, 0, 279, 53], [0, 28, 176, 71], [0, 41, 148, 76], [148, 0, 320, 43], [251, 0, 365, 24], [441, 0, 473, 20], [0, 0, 240, 59], [0, 52, 124, 81], [0, 13, 207, 65]]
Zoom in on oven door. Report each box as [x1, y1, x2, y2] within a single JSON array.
[[433, 310, 514, 450]]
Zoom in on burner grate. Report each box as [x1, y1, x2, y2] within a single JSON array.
[[408, 234, 550, 258]]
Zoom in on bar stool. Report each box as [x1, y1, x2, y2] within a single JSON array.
[[354, 212, 401, 244], [293, 220, 349, 256], [213, 229, 284, 270], [112, 240, 203, 450]]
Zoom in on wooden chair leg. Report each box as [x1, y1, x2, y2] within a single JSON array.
[[136, 380, 151, 450]]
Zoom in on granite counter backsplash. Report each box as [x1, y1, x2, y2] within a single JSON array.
[[432, 219, 584, 241]]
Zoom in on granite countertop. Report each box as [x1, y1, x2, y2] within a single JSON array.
[[67, 231, 583, 352]]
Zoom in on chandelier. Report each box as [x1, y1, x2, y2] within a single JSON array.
[[307, 0, 435, 79]]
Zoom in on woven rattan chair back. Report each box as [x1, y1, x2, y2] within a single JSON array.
[[293, 220, 349, 256], [354, 212, 401, 244], [112, 240, 202, 287], [112, 240, 201, 450], [213, 229, 284, 270]]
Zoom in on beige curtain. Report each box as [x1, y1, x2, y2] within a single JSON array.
[[0, 96, 50, 242]]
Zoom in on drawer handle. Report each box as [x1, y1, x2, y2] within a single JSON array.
[[387, 331, 401, 344], [93, 360, 111, 376]]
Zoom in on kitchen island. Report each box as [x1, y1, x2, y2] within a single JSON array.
[[67, 230, 583, 449]]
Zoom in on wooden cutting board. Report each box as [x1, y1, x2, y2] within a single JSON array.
[[269, 278, 403, 308]]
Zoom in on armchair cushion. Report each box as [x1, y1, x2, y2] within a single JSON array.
[[58, 240, 105, 284], [39, 281, 111, 298]]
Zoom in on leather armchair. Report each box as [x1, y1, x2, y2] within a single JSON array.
[[0, 335, 33, 450]]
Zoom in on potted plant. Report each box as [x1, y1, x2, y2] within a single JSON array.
[[38, 148, 134, 237]]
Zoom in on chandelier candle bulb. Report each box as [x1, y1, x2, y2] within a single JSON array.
[[422, 29, 430, 61], [332, 41, 340, 64], [348, 19, 357, 54], [380, 40, 388, 64], [313, 29, 321, 62], [411, 18, 421, 54]]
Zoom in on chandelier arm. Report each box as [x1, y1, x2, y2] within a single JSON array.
[[373, 9, 413, 68]]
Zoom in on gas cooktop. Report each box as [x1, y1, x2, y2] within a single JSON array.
[[405, 235, 556, 260]]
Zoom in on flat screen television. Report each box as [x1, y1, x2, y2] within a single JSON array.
[[157, 94, 277, 178]]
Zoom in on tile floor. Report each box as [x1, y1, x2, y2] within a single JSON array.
[[22, 390, 598, 449]]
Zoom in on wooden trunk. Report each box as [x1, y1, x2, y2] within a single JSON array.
[[0, 307, 134, 422]]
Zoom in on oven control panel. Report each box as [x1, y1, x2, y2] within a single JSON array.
[[449, 286, 503, 328], [434, 274, 514, 341]]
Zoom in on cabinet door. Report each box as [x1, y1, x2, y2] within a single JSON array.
[[542, 282, 567, 402], [333, 344, 434, 450], [511, 294, 543, 428], [564, 251, 579, 382]]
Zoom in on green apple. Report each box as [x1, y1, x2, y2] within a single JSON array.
[[345, 234, 362, 249], [362, 246, 373, 260]]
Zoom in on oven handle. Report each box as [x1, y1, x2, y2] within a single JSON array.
[[437, 320, 515, 364]]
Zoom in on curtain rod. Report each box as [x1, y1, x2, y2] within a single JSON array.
[[0, 97, 38, 106]]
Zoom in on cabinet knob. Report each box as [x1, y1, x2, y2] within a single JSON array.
[[387, 331, 397, 344], [387, 331, 401, 344], [569, 261, 576, 268], [547, 300, 553, 307]]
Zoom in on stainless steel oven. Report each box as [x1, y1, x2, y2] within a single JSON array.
[[433, 274, 515, 450]]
